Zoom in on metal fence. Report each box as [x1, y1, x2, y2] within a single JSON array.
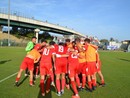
[[0, 39, 27, 47]]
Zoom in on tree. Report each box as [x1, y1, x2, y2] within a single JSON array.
[[100, 39, 109, 45], [110, 37, 115, 41]]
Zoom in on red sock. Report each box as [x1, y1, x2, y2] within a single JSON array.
[[36, 67, 39, 75], [30, 81, 33, 85], [75, 74, 81, 87], [71, 81, 78, 95], [101, 80, 105, 84], [50, 71, 54, 82], [88, 81, 92, 89], [61, 79, 65, 90], [40, 79, 45, 94], [15, 77, 20, 82], [82, 75, 86, 88], [46, 77, 51, 91], [92, 79, 96, 86], [56, 79, 60, 92]]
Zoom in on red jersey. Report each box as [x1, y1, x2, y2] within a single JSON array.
[[40, 47, 55, 64], [55, 45, 68, 61], [68, 52, 79, 64]]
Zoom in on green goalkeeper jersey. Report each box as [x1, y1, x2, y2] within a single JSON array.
[[25, 41, 34, 53]]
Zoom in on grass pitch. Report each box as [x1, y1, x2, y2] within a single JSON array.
[[0, 47, 130, 98]]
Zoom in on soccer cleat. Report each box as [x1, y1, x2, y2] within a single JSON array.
[[72, 95, 80, 98], [92, 86, 97, 90], [51, 81, 55, 87], [78, 87, 83, 92], [56, 92, 61, 96], [101, 83, 106, 87], [14, 82, 19, 87], [61, 90, 64, 94], [86, 88, 93, 92], [24, 73, 28, 77]]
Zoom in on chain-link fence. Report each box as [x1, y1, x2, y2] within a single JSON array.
[[0, 39, 27, 47]]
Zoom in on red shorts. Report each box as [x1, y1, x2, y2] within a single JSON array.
[[20, 57, 34, 71], [77, 62, 87, 74], [86, 62, 96, 75], [40, 62, 52, 76], [55, 60, 67, 74], [68, 63, 79, 77], [96, 61, 101, 72]]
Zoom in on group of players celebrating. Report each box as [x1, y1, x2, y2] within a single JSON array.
[[14, 36, 105, 98]]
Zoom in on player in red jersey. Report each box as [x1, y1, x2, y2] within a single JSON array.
[[84, 38, 98, 92], [14, 45, 41, 86], [54, 42, 68, 96], [74, 37, 86, 91], [64, 39, 74, 89], [68, 50, 80, 98], [33, 39, 47, 81], [95, 51, 105, 86], [39, 41, 55, 96]]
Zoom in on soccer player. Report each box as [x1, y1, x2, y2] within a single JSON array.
[[54, 42, 68, 96], [14, 45, 41, 86], [84, 38, 98, 92], [33, 39, 47, 80], [68, 50, 80, 98], [75, 37, 86, 91], [64, 39, 73, 89], [39, 41, 55, 96], [95, 51, 105, 86], [25, 36, 37, 76], [25, 36, 37, 53]]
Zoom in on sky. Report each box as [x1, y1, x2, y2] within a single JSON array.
[[0, 0, 130, 41]]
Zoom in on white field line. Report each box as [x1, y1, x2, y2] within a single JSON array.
[[0, 72, 18, 83]]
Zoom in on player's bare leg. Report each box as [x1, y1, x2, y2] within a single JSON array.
[[97, 71, 105, 86]]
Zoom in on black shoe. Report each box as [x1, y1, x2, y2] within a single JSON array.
[[101, 83, 106, 87], [92, 86, 97, 90], [14, 82, 19, 87], [86, 88, 93, 92], [78, 87, 83, 91]]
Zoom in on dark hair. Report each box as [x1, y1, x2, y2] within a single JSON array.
[[65, 39, 70, 42], [58, 42, 64, 45], [41, 39, 47, 43], [32, 36, 37, 39], [84, 38, 90, 43], [75, 37, 81, 43], [72, 41, 76, 44], [49, 41, 55, 45]]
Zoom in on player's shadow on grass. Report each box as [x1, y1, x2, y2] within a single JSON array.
[[17, 76, 28, 86], [37, 85, 56, 98], [118, 58, 130, 62], [0, 59, 11, 64]]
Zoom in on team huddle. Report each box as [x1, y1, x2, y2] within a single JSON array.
[[14, 37, 105, 98]]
